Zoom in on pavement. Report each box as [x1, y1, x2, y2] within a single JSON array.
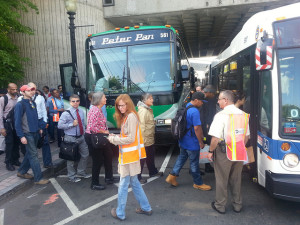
[[0, 141, 66, 203]]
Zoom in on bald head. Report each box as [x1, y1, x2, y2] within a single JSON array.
[[7, 83, 18, 97], [28, 82, 37, 95], [28, 82, 36, 89]]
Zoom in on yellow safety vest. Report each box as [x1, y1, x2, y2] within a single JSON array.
[[226, 113, 250, 161], [119, 114, 146, 165], [52, 98, 59, 122]]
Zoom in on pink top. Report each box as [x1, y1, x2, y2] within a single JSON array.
[[85, 105, 108, 134]]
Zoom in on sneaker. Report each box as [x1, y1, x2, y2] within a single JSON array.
[[76, 173, 92, 179], [17, 172, 33, 179], [149, 172, 164, 177], [135, 208, 153, 216], [69, 177, 81, 183], [34, 179, 50, 185], [193, 183, 212, 191], [139, 178, 148, 184]]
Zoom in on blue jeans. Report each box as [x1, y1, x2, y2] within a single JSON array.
[[18, 132, 43, 182], [171, 147, 203, 185], [41, 128, 52, 166], [116, 175, 152, 220]]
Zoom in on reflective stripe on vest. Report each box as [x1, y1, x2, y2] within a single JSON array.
[[52, 98, 59, 122], [119, 115, 146, 165], [226, 113, 249, 161]]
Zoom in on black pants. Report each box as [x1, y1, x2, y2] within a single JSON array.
[[139, 145, 158, 179], [85, 133, 113, 185], [4, 122, 20, 164]]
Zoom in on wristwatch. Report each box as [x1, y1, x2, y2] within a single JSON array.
[[208, 150, 214, 153]]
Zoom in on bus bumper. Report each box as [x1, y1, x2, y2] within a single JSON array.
[[265, 171, 300, 202], [155, 126, 176, 145]]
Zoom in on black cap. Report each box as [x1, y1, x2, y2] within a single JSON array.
[[191, 92, 207, 102]]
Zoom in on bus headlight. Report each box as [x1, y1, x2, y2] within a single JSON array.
[[283, 154, 299, 168], [165, 119, 172, 125]]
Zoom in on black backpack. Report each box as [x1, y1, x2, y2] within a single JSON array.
[[171, 104, 196, 140]]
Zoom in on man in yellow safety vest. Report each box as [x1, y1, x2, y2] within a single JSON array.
[[208, 90, 250, 214]]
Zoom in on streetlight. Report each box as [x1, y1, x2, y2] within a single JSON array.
[[64, 0, 78, 85]]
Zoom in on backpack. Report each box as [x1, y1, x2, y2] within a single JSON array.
[[2, 95, 27, 130], [171, 104, 196, 140]]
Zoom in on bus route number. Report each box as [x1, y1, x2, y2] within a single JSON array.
[[160, 33, 168, 38]]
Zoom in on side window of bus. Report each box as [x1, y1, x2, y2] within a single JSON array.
[[242, 65, 251, 114], [258, 71, 272, 137]]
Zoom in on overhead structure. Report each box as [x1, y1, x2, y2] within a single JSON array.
[[103, 0, 300, 57]]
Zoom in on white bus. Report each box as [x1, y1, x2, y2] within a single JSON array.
[[209, 3, 300, 201]]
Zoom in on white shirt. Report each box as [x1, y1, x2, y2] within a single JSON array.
[[209, 104, 250, 140], [18, 95, 48, 123]]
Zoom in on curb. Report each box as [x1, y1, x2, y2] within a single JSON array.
[[0, 159, 66, 204]]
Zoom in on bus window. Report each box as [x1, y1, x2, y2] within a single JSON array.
[[278, 48, 300, 138], [242, 65, 251, 114], [258, 71, 272, 137]]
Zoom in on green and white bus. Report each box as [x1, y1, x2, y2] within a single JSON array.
[[62, 25, 195, 144]]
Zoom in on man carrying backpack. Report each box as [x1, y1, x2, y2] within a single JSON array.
[[166, 92, 212, 191], [15, 85, 49, 185], [0, 83, 21, 171]]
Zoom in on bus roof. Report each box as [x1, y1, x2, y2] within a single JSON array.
[[211, 2, 300, 67], [91, 25, 177, 37]]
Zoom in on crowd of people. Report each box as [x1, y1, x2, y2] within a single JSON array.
[[0, 81, 251, 220]]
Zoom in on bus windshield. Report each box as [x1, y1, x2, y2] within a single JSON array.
[[88, 42, 174, 94], [278, 47, 300, 137]]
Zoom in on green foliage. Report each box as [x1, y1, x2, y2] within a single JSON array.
[[0, 0, 38, 88]]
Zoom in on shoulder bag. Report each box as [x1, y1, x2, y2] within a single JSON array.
[[59, 110, 80, 161]]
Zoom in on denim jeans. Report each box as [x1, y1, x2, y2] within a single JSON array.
[[18, 132, 43, 182], [116, 175, 152, 220], [41, 128, 52, 166], [171, 147, 203, 185]]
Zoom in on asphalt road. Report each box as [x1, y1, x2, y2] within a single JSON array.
[[1, 145, 300, 225]]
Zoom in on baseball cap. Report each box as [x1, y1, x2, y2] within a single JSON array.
[[191, 92, 207, 102], [20, 85, 35, 92], [203, 85, 216, 93]]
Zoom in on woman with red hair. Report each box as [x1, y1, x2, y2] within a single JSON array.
[[108, 94, 152, 221]]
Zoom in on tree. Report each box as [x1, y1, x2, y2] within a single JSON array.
[[0, 0, 38, 88]]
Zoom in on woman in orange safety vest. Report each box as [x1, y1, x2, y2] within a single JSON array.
[[107, 94, 152, 221]]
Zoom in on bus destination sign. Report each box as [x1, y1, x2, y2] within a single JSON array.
[[89, 29, 174, 49]]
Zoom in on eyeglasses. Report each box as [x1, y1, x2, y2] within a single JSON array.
[[118, 104, 126, 108], [71, 100, 80, 103]]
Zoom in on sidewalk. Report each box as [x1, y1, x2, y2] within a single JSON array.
[[0, 142, 66, 203]]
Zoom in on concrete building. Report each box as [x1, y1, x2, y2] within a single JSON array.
[[13, 0, 299, 89]]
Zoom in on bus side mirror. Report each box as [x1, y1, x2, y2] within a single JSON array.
[[256, 34, 274, 71], [181, 65, 189, 81], [71, 76, 81, 88]]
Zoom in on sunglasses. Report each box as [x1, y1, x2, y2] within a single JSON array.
[[71, 100, 80, 103]]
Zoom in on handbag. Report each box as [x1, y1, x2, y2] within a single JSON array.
[[91, 133, 109, 149], [37, 133, 46, 149], [59, 141, 80, 161], [59, 110, 80, 161]]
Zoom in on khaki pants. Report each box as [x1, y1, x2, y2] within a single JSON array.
[[214, 146, 244, 212]]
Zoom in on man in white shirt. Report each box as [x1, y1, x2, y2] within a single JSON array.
[[208, 90, 250, 214]]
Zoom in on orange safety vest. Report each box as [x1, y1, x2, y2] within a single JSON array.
[[225, 113, 250, 161], [52, 98, 60, 122], [119, 114, 146, 165]]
